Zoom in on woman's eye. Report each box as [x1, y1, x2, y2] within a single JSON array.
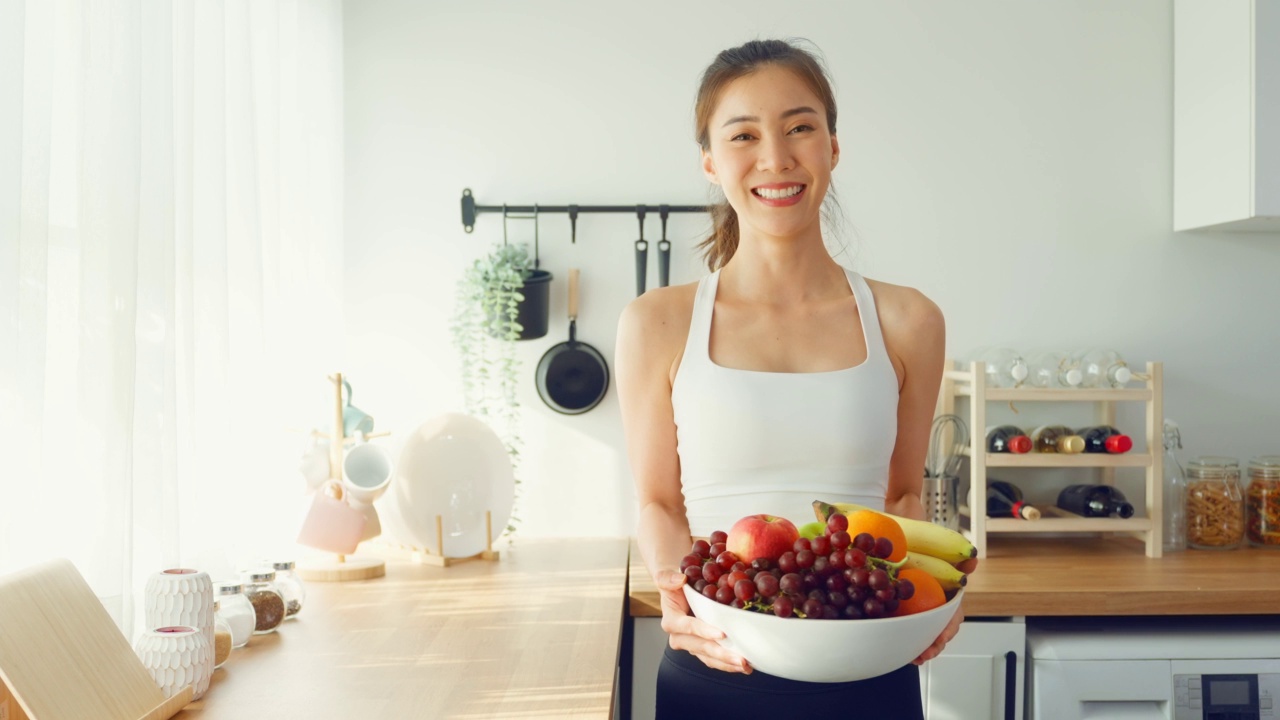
[[789, 124, 814, 134], [731, 133, 753, 142]]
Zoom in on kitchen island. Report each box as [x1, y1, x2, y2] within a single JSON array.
[[173, 538, 628, 719], [628, 536, 1280, 617]]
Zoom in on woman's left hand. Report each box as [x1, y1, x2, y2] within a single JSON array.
[[912, 556, 979, 665]]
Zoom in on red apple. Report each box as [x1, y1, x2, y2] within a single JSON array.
[[726, 514, 800, 564]]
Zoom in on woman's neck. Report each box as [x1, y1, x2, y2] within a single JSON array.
[[718, 228, 848, 305]]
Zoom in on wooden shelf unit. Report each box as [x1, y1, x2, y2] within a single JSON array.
[[939, 360, 1164, 558]]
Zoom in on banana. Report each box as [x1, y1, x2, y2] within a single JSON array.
[[813, 499, 977, 564], [901, 551, 968, 592]]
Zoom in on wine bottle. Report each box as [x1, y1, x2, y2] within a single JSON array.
[[1076, 348, 1132, 389], [1030, 425, 1085, 454], [1056, 484, 1135, 518], [988, 480, 1041, 520], [1162, 420, 1187, 552], [1026, 351, 1083, 389], [973, 347, 1029, 389], [1078, 425, 1133, 454], [986, 425, 1031, 454]]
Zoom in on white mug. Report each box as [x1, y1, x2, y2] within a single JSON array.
[[343, 442, 393, 505]]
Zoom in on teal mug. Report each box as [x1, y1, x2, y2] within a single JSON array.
[[341, 379, 375, 438]]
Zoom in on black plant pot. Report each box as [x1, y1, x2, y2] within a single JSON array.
[[487, 268, 548, 341]]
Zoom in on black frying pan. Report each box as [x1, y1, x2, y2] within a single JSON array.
[[536, 269, 609, 414]]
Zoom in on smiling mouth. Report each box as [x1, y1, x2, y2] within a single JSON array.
[[752, 185, 806, 200]]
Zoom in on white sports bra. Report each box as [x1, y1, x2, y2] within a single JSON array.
[[671, 267, 900, 537]]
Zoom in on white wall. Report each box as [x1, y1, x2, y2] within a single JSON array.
[[343, 0, 1280, 539]]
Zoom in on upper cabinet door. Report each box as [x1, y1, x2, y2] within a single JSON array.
[[1174, 0, 1280, 232]]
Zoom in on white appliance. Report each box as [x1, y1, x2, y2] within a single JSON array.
[[1028, 616, 1280, 720]]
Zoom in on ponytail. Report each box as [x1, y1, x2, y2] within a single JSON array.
[[697, 198, 739, 272]]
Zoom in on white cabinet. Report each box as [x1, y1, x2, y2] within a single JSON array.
[[920, 619, 1026, 720], [1174, 0, 1280, 232]]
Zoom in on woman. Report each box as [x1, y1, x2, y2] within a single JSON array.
[[616, 39, 971, 716]]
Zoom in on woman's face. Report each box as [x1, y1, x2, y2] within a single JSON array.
[[701, 64, 839, 242]]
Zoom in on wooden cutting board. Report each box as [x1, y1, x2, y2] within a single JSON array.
[[0, 559, 193, 720]]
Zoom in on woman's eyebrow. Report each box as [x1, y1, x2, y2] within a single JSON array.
[[720, 106, 819, 128]]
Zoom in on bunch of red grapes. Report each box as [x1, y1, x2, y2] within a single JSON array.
[[680, 513, 915, 620]]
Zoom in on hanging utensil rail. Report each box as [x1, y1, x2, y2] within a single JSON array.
[[461, 188, 708, 242]]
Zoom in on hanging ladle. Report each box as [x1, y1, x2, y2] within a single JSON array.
[[634, 205, 648, 297]]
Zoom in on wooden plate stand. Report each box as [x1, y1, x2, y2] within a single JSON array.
[[296, 372, 387, 583], [416, 511, 501, 567]]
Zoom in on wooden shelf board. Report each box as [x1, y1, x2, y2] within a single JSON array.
[[953, 386, 1152, 402], [985, 517, 1153, 533], [984, 452, 1152, 468]]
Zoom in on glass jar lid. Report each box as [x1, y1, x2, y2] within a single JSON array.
[[248, 569, 277, 583], [271, 560, 296, 571], [216, 581, 244, 595], [1248, 455, 1280, 478], [1186, 456, 1240, 479]]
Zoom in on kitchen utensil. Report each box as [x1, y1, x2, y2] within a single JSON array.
[[658, 205, 672, 287], [536, 269, 610, 414], [634, 206, 647, 296], [927, 414, 968, 478], [684, 585, 963, 683]]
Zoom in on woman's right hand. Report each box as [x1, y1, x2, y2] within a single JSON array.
[[655, 568, 752, 674]]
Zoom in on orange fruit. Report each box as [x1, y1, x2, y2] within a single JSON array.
[[895, 568, 946, 616], [845, 509, 908, 562]]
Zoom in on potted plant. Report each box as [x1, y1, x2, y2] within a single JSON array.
[[451, 243, 550, 534]]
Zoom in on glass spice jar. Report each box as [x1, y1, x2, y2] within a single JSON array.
[[1185, 456, 1245, 550], [243, 570, 286, 635], [270, 560, 306, 619], [212, 602, 233, 669], [215, 581, 256, 648], [1246, 455, 1280, 548]]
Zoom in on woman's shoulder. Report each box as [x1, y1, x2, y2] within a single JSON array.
[[616, 280, 701, 335], [861, 276, 945, 359]]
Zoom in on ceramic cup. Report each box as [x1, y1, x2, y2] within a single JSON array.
[[341, 379, 375, 438], [296, 481, 367, 555], [297, 436, 330, 490], [343, 442, 394, 506]]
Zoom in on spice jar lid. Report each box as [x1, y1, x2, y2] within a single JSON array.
[[271, 560, 296, 571], [216, 581, 244, 595], [1248, 455, 1280, 478], [248, 569, 277, 582], [1186, 456, 1240, 479]]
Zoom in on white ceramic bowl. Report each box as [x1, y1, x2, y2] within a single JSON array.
[[683, 584, 963, 683]]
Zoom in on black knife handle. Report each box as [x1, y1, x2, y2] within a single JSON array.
[[658, 239, 671, 287], [635, 239, 649, 297]]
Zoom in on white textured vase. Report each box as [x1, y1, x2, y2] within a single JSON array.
[[134, 626, 212, 700], [144, 568, 214, 687]]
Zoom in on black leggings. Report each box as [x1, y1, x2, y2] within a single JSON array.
[[657, 645, 924, 719]]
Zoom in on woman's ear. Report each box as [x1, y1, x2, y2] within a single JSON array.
[[701, 147, 720, 185], [831, 133, 840, 170]]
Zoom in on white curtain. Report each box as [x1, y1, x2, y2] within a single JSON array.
[[0, 0, 345, 637]]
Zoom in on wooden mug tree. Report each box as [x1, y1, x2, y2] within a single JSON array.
[[295, 373, 388, 582]]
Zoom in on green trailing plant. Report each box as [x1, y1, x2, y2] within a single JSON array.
[[451, 242, 531, 534]]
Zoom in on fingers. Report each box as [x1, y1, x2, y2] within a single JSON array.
[[668, 632, 751, 674], [654, 568, 687, 590], [913, 609, 965, 665]]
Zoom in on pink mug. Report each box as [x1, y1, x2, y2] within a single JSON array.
[[296, 481, 367, 555]]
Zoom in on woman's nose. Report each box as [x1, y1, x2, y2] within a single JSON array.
[[755, 134, 795, 173]]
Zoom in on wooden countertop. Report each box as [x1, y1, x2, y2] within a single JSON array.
[[176, 538, 629, 720], [628, 537, 1280, 618]]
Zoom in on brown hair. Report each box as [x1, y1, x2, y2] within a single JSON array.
[[694, 39, 839, 271]]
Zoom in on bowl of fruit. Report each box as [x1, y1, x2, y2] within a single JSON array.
[[679, 501, 975, 683]]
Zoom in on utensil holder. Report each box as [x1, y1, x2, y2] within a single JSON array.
[[923, 474, 961, 532]]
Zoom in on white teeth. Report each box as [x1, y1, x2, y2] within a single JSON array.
[[754, 185, 803, 199]]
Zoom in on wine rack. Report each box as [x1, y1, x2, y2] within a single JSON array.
[[939, 360, 1164, 558]]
